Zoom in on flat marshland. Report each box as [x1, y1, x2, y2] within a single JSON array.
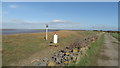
[[2, 30, 100, 66]]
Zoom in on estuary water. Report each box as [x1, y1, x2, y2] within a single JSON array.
[[1, 29, 57, 35]]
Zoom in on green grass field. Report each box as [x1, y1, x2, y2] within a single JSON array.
[[110, 33, 120, 41], [2, 30, 99, 66]]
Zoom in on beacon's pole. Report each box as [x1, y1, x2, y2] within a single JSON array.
[[46, 24, 48, 40]]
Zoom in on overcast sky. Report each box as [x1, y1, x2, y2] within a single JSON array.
[[2, 2, 118, 30]]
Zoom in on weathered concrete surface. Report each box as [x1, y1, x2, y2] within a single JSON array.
[[97, 33, 118, 66]]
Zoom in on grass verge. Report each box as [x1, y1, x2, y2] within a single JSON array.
[[110, 33, 120, 41], [70, 33, 104, 66]]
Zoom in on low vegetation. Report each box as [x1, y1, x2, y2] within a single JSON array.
[[111, 33, 120, 41], [2, 30, 98, 66], [70, 33, 104, 66]]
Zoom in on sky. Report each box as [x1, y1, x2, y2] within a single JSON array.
[[2, 0, 120, 2], [2, 2, 118, 30]]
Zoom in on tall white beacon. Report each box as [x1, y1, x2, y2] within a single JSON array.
[[45, 24, 48, 40], [53, 32, 58, 44]]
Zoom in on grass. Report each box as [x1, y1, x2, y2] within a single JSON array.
[[2, 30, 98, 66], [110, 33, 120, 41], [69, 33, 104, 66]]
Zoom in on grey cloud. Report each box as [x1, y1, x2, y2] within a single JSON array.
[[2, 19, 118, 30]]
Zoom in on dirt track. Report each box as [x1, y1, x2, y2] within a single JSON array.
[[97, 33, 118, 66]]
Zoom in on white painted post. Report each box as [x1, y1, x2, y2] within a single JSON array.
[[53, 32, 58, 44], [46, 24, 48, 40]]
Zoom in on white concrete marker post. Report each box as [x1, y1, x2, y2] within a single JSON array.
[[53, 32, 58, 44], [46, 24, 48, 40]]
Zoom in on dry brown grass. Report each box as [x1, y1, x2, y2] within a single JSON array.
[[2, 30, 97, 66]]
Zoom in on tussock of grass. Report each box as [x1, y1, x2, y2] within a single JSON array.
[[72, 33, 104, 66]]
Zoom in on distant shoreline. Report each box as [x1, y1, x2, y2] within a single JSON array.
[[1, 29, 56, 30], [2, 29, 58, 35], [1, 29, 119, 31]]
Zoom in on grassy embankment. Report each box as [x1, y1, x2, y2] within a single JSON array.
[[69, 33, 104, 66], [110, 33, 120, 41], [2, 30, 97, 66]]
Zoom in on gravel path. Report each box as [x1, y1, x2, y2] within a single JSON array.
[[97, 33, 118, 66]]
